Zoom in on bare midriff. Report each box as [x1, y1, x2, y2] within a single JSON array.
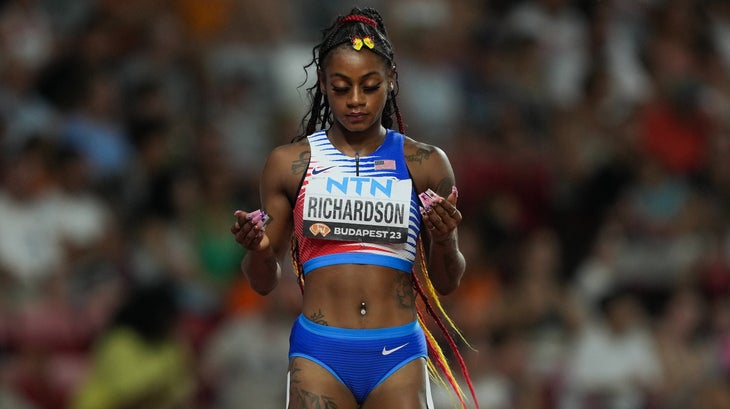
[[301, 264, 416, 329]]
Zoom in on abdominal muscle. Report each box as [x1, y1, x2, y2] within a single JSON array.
[[301, 264, 417, 329]]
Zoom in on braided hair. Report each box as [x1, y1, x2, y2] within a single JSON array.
[[293, 7, 405, 141]]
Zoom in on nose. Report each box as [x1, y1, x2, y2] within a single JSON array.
[[347, 88, 365, 107]]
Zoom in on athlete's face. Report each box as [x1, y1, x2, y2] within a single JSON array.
[[320, 45, 394, 134]]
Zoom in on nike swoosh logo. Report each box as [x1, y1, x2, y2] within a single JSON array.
[[381, 343, 409, 356], [311, 166, 335, 175]]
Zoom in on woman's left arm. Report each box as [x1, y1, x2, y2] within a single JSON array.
[[407, 143, 466, 295]]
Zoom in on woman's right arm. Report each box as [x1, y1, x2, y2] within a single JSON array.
[[232, 145, 301, 295]]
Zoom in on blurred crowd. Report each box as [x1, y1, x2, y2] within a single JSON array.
[[0, 0, 729, 408]]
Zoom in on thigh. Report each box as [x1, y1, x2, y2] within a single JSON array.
[[287, 357, 359, 409], [361, 358, 432, 409]]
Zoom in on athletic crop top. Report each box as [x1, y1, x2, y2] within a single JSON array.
[[293, 130, 422, 275]]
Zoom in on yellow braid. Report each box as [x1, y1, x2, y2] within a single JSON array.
[[414, 236, 479, 409]]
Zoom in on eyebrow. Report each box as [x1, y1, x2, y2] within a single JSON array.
[[329, 71, 382, 81]]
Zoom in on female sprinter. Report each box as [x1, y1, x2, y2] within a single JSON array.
[[231, 7, 477, 409]]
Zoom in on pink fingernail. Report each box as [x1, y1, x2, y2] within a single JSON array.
[[246, 209, 261, 220], [425, 189, 441, 200], [452, 186, 458, 198], [419, 192, 432, 208], [251, 212, 263, 225]]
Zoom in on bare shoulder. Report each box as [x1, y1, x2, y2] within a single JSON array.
[[265, 139, 310, 176], [403, 136, 446, 166], [403, 136, 454, 196], [262, 139, 311, 196]]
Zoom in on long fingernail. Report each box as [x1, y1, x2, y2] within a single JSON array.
[[419, 192, 432, 208], [425, 188, 441, 200], [452, 186, 458, 198], [251, 212, 263, 225]]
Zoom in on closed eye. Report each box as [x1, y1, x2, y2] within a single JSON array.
[[363, 84, 382, 92]]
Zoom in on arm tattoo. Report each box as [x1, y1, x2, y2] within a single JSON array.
[[405, 148, 431, 165], [394, 273, 416, 309], [292, 150, 311, 175], [308, 309, 328, 325]]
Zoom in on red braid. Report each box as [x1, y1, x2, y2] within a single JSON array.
[[413, 272, 479, 408], [413, 237, 480, 408], [337, 15, 377, 28]]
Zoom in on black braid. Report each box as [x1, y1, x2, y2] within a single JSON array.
[[293, 7, 405, 142], [305, 86, 323, 136]]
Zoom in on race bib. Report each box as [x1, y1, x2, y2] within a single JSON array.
[[302, 175, 412, 243]]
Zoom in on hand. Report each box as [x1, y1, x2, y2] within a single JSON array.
[[420, 186, 461, 240], [231, 209, 270, 251]]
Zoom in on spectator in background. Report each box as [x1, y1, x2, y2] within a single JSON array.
[[652, 285, 713, 409], [0, 0, 59, 147], [49, 144, 115, 272], [0, 138, 64, 306], [558, 287, 661, 409], [59, 70, 133, 197], [71, 278, 196, 409], [504, 0, 590, 108]]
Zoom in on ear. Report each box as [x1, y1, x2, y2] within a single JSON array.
[[388, 66, 396, 91]]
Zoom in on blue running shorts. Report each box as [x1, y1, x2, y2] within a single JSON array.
[[288, 314, 428, 404]]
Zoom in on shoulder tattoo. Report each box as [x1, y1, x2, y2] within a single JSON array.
[[405, 148, 431, 165], [291, 150, 311, 175]]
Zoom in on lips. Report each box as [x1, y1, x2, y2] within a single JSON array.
[[346, 112, 367, 121]]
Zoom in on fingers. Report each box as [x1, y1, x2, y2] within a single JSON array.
[[232, 209, 270, 250], [447, 185, 458, 206], [419, 186, 461, 235]]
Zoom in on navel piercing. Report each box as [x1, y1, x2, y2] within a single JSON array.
[[360, 302, 367, 316]]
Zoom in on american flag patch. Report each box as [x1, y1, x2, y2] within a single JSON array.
[[374, 159, 396, 170]]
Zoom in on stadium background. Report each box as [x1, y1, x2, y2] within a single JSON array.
[[1, 0, 729, 408]]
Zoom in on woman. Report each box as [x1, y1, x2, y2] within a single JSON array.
[[231, 7, 476, 409]]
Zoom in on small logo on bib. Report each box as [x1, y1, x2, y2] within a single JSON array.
[[309, 223, 331, 237]]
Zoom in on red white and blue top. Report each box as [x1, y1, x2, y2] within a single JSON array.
[[293, 130, 422, 275]]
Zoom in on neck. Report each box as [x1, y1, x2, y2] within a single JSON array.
[[327, 125, 386, 157]]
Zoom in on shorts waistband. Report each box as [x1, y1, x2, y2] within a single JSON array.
[[296, 314, 421, 340]]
